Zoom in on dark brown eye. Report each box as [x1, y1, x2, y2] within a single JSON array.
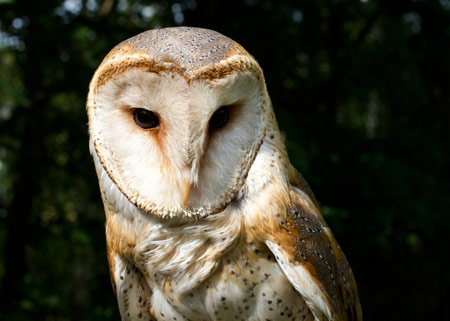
[[132, 108, 159, 129], [209, 106, 230, 129]]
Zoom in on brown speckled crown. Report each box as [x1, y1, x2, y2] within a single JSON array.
[[93, 27, 259, 87], [121, 27, 248, 69]]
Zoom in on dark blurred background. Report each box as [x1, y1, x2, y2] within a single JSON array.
[[0, 0, 448, 320]]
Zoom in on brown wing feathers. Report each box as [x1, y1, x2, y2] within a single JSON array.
[[287, 189, 363, 321]]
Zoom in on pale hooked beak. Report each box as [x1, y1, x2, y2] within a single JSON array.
[[181, 179, 191, 207]]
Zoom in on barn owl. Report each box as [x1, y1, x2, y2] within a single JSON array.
[[87, 27, 362, 321]]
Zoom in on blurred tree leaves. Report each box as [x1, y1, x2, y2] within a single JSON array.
[[0, 0, 449, 320]]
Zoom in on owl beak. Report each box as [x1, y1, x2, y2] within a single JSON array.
[[181, 179, 191, 207]]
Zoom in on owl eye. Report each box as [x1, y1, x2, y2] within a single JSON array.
[[209, 106, 230, 129], [132, 108, 159, 129]]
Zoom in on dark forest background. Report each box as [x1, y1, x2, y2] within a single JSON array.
[[0, 0, 448, 320]]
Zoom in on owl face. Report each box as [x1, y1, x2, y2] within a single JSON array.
[[88, 28, 268, 218]]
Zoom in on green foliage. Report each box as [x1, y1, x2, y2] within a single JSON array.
[[0, 0, 448, 320]]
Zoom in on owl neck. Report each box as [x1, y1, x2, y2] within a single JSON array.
[[105, 203, 243, 295]]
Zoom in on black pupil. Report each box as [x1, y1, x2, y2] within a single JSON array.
[[133, 109, 159, 129], [209, 106, 230, 129]]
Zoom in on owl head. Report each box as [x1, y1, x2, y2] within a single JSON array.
[[87, 27, 272, 219]]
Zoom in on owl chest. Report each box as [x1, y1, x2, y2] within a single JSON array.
[[142, 240, 313, 321]]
